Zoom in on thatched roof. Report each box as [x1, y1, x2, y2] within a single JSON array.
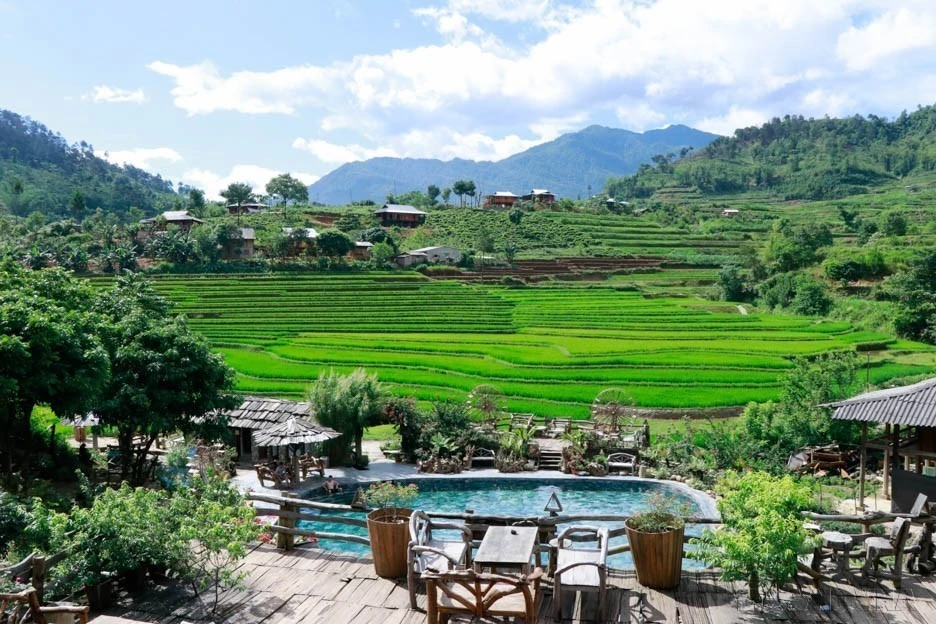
[[826, 378, 936, 427], [226, 396, 312, 430]]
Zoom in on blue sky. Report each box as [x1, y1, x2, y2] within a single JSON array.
[[3, 0, 936, 198]]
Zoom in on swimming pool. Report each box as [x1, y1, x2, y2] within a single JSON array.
[[296, 477, 716, 569]]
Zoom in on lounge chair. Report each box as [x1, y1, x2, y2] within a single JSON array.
[[607, 452, 637, 475], [407, 510, 472, 609], [552, 526, 609, 621], [423, 568, 542, 624], [1, 587, 89, 624]]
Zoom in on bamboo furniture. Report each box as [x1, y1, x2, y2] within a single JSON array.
[[552, 525, 609, 621], [861, 517, 912, 589]]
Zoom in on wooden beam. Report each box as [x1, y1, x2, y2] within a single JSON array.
[[859, 422, 867, 515]]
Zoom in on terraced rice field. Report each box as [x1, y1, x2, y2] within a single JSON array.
[[120, 273, 936, 419]]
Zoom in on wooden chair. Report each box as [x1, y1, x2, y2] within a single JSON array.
[[607, 452, 637, 475], [298, 455, 325, 479], [423, 568, 542, 624], [1, 588, 89, 624], [546, 418, 571, 438], [552, 526, 609, 621], [861, 517, 913, 589], [254, 464, 288, 489], [407, 510, 472, 609]]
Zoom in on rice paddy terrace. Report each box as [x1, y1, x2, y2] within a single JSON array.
[[130, 273, 936, 419]]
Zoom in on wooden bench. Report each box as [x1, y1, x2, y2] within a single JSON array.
[[1, 588, 89, 624], [607, 452, 637, 475], [469, 448, 496, 469]]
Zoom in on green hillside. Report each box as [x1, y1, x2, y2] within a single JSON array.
[[0, 109, 179, 219]]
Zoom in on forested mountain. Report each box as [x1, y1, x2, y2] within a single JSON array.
[[606, 106, 936, 200], [0, 109, 178, 219], [307, 125, 719, 204]]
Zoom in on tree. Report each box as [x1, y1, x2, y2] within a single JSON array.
[[309, 368, 384, 464], [427, 185, 440, 205], [265, 173, 309, 205], [452, 180, 476, 207], [879, 210, 908, 236], [0, 264, 110, 486], [441, 187, 452, 205], [315, 229, 353, 257], [693, 471, 818, 601], [717, 265, 749, 302], [508, 209, 523, 226], [69, 189, 86, 220], [219, 182, 255, 207], [883, 251, 936, 343], [371, 241, 396, 265], [93, 274, 236, 483], [188, 188, 206, 212]]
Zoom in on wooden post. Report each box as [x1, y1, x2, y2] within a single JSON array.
[[31, 554, 46, 602], [859, 422, 867, 511], [884, 448, 891, 499], [276, 491, 295, 551]]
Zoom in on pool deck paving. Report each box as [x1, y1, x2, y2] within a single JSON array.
[[96, 541, 936, 623]]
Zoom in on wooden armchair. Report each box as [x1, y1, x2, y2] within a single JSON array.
[[1, 588, 89, 624], [553, 526, 609, 621], [607, 452, 637, 475], [861, 517, 913, 589], [423, 568, 542, 624], [407, 510, 472, 609], [298, 455, 325, 479], [254, 464, 288, 489]]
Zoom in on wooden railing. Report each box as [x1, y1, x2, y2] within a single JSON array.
[[248, 491, 721, 565], [0, 549, 68, 602]]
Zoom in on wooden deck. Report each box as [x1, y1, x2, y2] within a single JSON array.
[[97, 543, 936, 624]]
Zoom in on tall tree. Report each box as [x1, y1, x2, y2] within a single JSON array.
[[315, 229, 353, 257], [427, 185, 440, 205], [265, 173, 309, 205], [69, 189, 86, 220], [0, 263, 110, 486], [219, 182, 255, 208], [93, 274, 236, 483], [309, 368, 383, 463], [188, 188, 206, 212], [452, 180, 477, 207]]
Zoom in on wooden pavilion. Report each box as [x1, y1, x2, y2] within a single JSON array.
[[827, 378, 936, 512], [224, 396, 313, 462]]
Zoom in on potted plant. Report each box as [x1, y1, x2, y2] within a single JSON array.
[[625, 493, 689, 589], [364, 482, 418, 578]]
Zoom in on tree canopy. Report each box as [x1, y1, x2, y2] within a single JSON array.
[[308, 368, 383, 464], [219, 182, 255, 207], [265, 173, 309, 205]]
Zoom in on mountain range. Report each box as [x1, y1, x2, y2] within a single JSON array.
[[307, 125, 720, 204]]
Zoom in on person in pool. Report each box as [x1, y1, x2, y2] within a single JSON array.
[[324, 475, 342, 494]]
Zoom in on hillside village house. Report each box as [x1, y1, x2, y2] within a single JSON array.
[[374, 203, 428, 227], [521, 188, 556, 205], [349, 241, 373, 260], [140, 210, 204, 232], [282, 227, 319, 256], [396, 245, 462, 267], [227, 202, 268, 216], [721, 208, 740, 217], [223, 396, 314, 462], [221, 228, 255, 259], [483, 191, 520, 209]]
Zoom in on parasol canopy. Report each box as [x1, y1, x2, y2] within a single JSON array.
[[252, 416, 341, 447]]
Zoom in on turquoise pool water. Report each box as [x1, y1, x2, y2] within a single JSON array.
[[294, 477, 712, 569]]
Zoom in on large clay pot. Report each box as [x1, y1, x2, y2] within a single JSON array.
[[625, 519, 684, 589], [366, 508, 413, 579]]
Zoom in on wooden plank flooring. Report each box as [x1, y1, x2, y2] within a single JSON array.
[[96, 543, 936, 624]]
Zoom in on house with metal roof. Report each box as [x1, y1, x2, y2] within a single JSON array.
[[227, 202, 268, 215], [520, 189, 556, 205], [140, 210, 205, 232], [827, 378, 936, 512], [221, 228, 255, 259], [374, 204, 428, 227], [483, 191, 519, 209], [396, 245, 462, 267]]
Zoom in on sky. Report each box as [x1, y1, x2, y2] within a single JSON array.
[[3, 0, 936, 199]]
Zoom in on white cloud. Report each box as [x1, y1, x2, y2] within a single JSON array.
[[292, 138, 398, 164], [81, 85, 147, 104], [182, 165, 319, 200], [695, 107, 768, 136], [148, 0, 936, 152], [836, 8, 936, 71], [104, 147, 182, 169]]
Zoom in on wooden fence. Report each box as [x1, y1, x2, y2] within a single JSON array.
[[0, 549, 68, 602]]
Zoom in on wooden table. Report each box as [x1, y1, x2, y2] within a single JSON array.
[[821, 530, 855, 581], [473, 526, 538, 574]]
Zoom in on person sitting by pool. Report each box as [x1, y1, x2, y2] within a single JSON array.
[[273, 461, 290, 484], [324, 475, 342, 494]]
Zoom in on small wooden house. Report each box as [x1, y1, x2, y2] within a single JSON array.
[[483, 191, 519, 209], [521, 189, 556, 206], [224, 396, 313, 462], [349, 241, 373, 260], [221, 228, 255, 259], [828, 378, 936, 512], [396, 245, 462, 267], [374, 204, 428, 227], [227, 202, 268, 215]]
